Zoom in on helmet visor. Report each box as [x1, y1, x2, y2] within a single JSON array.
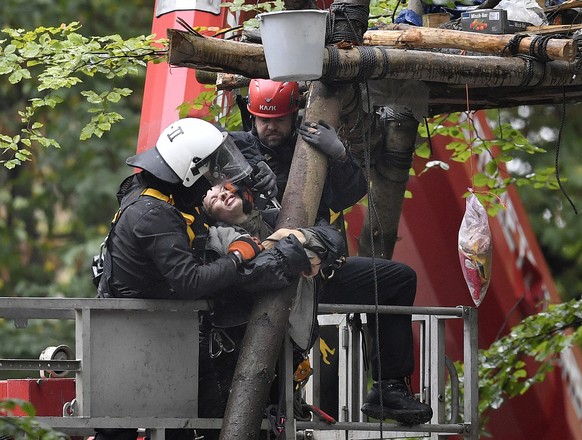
[[206, 134, 253, 186]]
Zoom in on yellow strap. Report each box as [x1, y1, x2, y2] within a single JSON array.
[[181, 212, 196, 246], [142, 188, 174, 205], [141, 188, 196, 246], [329, 209, 341, 224]]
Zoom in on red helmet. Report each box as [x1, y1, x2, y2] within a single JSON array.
[[247, 79, 300, 118]]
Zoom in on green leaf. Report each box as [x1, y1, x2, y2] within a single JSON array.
[[416, 142, 431, 159], [106, 91, 121, 103], [485, 160, 498, 176]]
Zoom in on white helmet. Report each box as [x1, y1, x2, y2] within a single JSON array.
[[127, 118, 252, 187]]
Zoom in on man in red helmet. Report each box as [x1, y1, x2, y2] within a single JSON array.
[[231, 79, 367, 221], [230, 80, 433, 426]]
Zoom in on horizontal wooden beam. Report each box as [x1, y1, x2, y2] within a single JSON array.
[[168, 29, 582, 87], [362, 27, 576, 62], [168, 28, 582, 114], [427, 83, 582, 114], [193, 70, 582, 114], [239, 24, 580, 61]]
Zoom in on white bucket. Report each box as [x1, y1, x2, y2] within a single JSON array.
[[259, 10, 329, 81]]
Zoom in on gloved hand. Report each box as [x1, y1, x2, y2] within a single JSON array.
[[237, 235, 311, 291], [297, 120, 346, 160], [228, 235, 264, 265], [251, 161, 278, 198]]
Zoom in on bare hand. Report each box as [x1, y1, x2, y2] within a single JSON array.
[[262, 228, 306, 249], [302, 254, 322, 278]]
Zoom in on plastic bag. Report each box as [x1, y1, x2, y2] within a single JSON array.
[[458, 194, 492, 307], [497, 0, 547, 26]]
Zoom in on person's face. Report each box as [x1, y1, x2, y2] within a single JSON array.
[[203, 185, 246, 224], [255, 114, 294, 148]]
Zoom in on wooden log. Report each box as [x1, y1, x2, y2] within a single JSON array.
[[545, 0, 582, 12], [363, 27, 576, 62], [241, 24, 578, 61], [169, 28, 267, 78], [194, 71, 253, 90], [168, 29, 582, 89], [195, 70, 582, 114], [359, 115, 418, 259]]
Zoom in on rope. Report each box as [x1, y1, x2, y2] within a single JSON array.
[[383, 148, 415, 171], [554, 88, 578, 214], [362, 82, 385, 438], [374, 108, 416, 180], [466, 85, 475, 190], [516, 55, 536, 87], [380, 106, 414, 121], [529, 35, 554, 63], [354, 46, 378, 82], [326, 3, 369, 45], [321, 45, 340, 83], [504, 34, 528, 56], [323, 4, 393, 83], [506, 34, 559, 63], [464, 86, 507, 207], [531, 61, 548, 87], [377, 47, 390, 79], [514, 53, 548, 87]]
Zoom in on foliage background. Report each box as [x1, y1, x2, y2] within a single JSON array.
[[0, 0, 152, 367], [0, 0, 580, 378]]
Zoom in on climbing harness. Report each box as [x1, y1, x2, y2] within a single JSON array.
[[92, 183, 209, 295]]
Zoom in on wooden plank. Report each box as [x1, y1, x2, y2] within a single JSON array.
[[523, 23, 582, 34]]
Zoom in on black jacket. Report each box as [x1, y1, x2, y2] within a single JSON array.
[[103, 173, 311, 301], [230, 130, 368, 221], [105, 173, 241, 299]]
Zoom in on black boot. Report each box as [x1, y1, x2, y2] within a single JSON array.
[[361, 379, 433, 425]]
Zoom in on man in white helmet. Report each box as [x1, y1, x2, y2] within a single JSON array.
[[94, 118, 313, 440]]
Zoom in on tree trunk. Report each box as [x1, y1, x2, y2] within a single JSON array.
[[219, 81, 346, 439], [277, 82, 345, 228], [219, 1, 368, 436], [219, 283, 297, 440], [357, 111, 419, 259]]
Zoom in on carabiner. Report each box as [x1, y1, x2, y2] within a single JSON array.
[[208, 328, 236, 358], [209, 329, 223, 359]]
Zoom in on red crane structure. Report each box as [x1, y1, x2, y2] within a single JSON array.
[[135, 2, 582, 439], [1, 2, 579, 439]]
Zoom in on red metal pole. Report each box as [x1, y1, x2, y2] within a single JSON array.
[[136, 1, 233, 153]]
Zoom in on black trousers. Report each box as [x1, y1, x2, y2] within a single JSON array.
[[319, 256, 417, 381]]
